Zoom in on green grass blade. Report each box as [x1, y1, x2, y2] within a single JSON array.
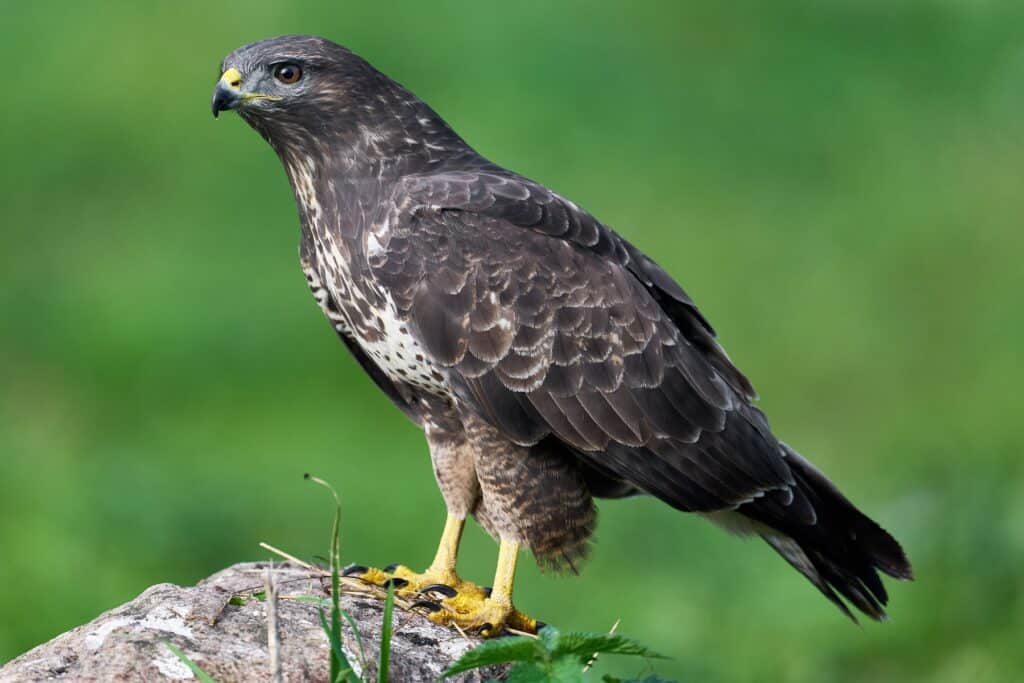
[[163, 641, 219, 683], [341, 608, 368, 674], [318, 607, 353, 677], [306, 474, 355, 683], [289, 595, 329, 605], [377, 581, 395, 683]]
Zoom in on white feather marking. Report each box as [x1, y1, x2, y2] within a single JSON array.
[[367, 232, 384, 258]]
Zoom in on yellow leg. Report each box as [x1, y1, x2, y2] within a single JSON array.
[[489, 539, 518, 609], [425, 514, 464, 583], [460, 539, 537, 636]]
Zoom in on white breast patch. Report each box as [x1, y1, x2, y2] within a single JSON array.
[[304, 260, 451, 399]]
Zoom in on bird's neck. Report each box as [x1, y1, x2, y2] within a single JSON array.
[[268, 85, 476, 182], [268, 97, 477, 245]]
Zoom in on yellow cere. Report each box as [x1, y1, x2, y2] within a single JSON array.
[[218, 68, 283, 103], [218, 67, 242, 90]]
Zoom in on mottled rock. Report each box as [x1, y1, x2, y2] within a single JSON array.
[[0, 562, 505, 682]]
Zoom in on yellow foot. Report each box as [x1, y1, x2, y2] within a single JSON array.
[[341, 563, 538, 637]]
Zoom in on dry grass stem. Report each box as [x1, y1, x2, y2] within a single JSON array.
[[264, 563, 283, 683], [505, 627, 539, 639], [258, 542, 329, 576]]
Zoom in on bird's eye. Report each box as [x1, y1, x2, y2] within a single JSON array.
[[273, 63, 303, 85]]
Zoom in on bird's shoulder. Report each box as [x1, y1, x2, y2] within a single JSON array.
[[374, 166, 753, 394]]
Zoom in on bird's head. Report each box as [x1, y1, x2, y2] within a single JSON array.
[[212, 35, 463, 170], [212, 35, 375, 125]]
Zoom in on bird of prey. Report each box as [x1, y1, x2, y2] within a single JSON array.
[[212, 35, 911, 636]]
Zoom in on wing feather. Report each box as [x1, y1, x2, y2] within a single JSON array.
[[374, 171, 795, 512]]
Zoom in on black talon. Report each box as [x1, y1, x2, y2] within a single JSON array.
[[421, 583, 458, 598], [382, 563, 399, 573], [482, 586, 492, 598], [473, 622, 495, 637], [382, 577, 409, 589], [536, 621, 548, 631], [341, 564, 368, 577], [410, 599, 442, 613]]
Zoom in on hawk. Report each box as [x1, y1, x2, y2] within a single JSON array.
[[212, 35, 911, 635]]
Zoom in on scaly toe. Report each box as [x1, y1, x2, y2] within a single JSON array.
[[507, 608, 539, 634], [428, 597, 537, 637]]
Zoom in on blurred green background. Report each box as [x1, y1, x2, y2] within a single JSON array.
[[2, 1, 1022, 681]]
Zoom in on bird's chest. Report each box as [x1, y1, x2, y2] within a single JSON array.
[[304, 243, 450, 399]]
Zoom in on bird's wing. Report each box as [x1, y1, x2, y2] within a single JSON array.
[[371, 170, 807, 514]]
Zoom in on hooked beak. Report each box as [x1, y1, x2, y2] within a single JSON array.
[[212, 68, 243, 118], [212, 67, 283, 118]]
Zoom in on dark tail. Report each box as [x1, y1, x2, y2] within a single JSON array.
[[739, 443, 913, 622]]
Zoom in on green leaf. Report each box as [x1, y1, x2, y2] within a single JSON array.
[[163, 641, 219, 683], [378, 581, 395, 683], [546, 657, 587, 683], [505, 661, 552, 683], [228, 595, 247, 606], [552, 632, 666, 660], [603, 676, 678, 683], [442, 637, 541, 677], [537, 624, 561, 653]]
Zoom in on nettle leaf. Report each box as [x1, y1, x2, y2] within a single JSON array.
[[554, 632, 666, 661], [442, 637, 541, 678], [545, 657, 587, 683], [506, 661, 552, 683], [445, 626, 670, 681], [537, 624, 561, 652], [506, 657, 587, 683]]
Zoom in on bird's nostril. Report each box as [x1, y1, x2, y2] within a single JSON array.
[[229, 80, 240, 87]]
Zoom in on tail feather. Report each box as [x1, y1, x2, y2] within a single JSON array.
[[740, 443, 912, 621]]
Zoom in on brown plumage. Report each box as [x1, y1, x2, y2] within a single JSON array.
[[213, 35, 912, 625]]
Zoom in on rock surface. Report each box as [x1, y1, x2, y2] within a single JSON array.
[[0, 562, 506, 682]]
